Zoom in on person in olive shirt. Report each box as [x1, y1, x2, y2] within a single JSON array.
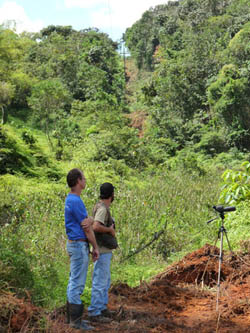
[[88, 182, 116, 323], [65, 168, 99, 330]]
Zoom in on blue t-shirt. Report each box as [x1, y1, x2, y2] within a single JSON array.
[[64, 193, 88, 240]]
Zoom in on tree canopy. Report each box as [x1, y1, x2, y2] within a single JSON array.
[[124, 0, 250, 154]]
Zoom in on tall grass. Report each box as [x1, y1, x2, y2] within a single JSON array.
[[113, 169, 221, 260], [0, 167, 222, 309]]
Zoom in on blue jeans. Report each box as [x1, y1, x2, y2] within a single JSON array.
[[88, 252, 112, 316], [67, 241, 89, 304]]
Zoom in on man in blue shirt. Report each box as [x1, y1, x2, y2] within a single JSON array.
[[65, 168, 99, 330]]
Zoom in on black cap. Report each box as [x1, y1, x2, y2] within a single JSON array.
[[100, 182, 115, 199]]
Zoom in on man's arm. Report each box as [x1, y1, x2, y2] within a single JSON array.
[[84, 227, 99, 261], [81, 216, 94, 230], [93, 221, 115, 237], [82, 218, 99, 261]]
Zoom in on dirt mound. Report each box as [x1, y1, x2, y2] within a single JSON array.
[[104, 244, 250, 333], [2, 244, 250, 332], [0, 291, 73, 332], [152, 243, 231, 286], [0, 291, 40, 332]]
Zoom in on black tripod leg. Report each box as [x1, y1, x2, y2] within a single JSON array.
[[224, 229, 233, 254]]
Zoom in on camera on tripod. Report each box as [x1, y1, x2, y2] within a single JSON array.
[[213, 205, 236, 213], [206, 204, 236, 311], [207, 205, 236, 224]]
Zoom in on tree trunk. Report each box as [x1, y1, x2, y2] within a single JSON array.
[[1, 106, 7, 124], [45, 120, 54, 151]]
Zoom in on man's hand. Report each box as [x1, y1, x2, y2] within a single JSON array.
[[91, 247, 99, 262], [84, 223, 99, 259], [81, 216, 94, 231], [109, 224, 116, 237]]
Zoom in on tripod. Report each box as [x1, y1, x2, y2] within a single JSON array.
[[207, 205, 235, 311]]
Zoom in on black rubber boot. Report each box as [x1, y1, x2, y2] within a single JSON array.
[[66, 301, 70, 324], [68, 303, 93, 331]]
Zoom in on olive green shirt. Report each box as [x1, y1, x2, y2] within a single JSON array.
[[95, 204, 113, 254]]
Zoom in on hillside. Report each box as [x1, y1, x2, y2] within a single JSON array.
[[0, 0, 250, 331], [124, 0, 250, 159]]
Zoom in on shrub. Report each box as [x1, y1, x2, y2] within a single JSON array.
[[194, 130, 229, 156], [21, 130, 36, 146], [220, 161, 250, 204]]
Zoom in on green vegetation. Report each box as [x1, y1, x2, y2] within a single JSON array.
[[0, 166, 222, 308], [124, 0, 250, 153], [0, 0, 250, 319]]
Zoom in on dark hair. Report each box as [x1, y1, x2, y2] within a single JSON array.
[[100, 182, 115, 199], [67, 168, 82, 188]]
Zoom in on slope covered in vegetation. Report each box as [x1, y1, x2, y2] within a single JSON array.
[[0, 0, 250, 331], [124, 0, 250, 160]]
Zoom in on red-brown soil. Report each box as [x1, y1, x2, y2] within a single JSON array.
[[93, 244, 250, 333], [2, 243, 250, 332], [126, 111, 147, 138]]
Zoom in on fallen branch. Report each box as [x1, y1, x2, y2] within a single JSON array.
[[120, 230, 165, 263]]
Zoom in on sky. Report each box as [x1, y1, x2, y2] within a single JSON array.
[[0, 0, 169, 41]]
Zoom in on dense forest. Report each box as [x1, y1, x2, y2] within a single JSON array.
[[124, 0, 250, 157], [0, 0, 250, 331]]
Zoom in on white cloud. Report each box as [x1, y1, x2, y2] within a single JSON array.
[[65, 0, 168, 30], [0, 1, 44, 33], [64, 0, 101, 8]]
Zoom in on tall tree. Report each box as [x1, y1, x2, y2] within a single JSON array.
[[27, 79, 71, 148]]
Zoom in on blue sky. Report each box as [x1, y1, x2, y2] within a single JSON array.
[[0, 0, 169, 41]]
